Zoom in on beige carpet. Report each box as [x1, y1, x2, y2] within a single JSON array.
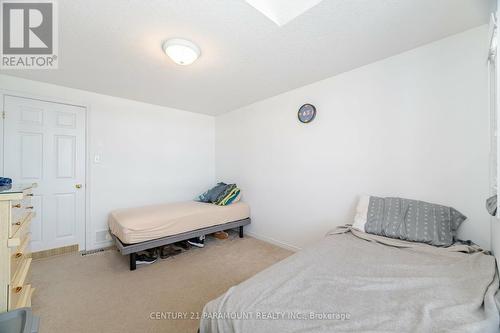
[[30, 232, 292, 333]]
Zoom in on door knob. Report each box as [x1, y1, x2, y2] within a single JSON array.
[[75, 184, 82, 189]]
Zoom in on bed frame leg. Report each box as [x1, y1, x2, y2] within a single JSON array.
[[239, 226, 244, 238], [130, 253, 137, 271]]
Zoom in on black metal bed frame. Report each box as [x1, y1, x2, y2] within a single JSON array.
[[111, 218, 251, 270]]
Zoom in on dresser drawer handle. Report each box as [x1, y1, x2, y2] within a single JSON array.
[[15, 252, 23, 258], [12, 204, 21, 208], [15, 221, 21, 226], [15, 286, 22, 293], [25, 206, 34, 210], [26, 193, 33, 197]]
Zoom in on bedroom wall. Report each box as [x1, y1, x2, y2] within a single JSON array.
[[215, 26, 490, 251], [0, 74, 215, 250]]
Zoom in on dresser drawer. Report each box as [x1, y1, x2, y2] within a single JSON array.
[[11, 257, 32, 292], [10, 256, 33, 310], [9, 284, 33, 310], [11, 193, 33, 212], [11, 203, 34, 224], [11, 192, 34, 229], [10, 211, 34, 239], [10, 233, 31, 276]]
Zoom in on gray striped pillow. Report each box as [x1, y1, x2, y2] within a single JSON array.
[[353, 195, 466, 247]]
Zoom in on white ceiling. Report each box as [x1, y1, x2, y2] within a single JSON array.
[[2, 0, 495, 115]]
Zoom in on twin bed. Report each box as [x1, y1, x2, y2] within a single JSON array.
[[108, 201, 250, 270]]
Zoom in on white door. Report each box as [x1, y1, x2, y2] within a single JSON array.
[[3, 95, 86, 252]]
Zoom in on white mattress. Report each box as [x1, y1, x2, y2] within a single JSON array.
[[108, 201, 250, 244]]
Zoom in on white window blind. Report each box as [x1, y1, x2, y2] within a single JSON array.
[[488, 13, 499, 215]]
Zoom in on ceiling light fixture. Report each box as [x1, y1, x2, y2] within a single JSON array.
[[162, 38, 201, 66]]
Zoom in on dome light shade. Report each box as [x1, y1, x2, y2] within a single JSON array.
[[162, 39, 201, 66]]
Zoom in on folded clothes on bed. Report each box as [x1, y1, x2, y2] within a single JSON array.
[[197, 182, 241, 206], [214, 184, 240, 206], [198, 182, 228, 203]]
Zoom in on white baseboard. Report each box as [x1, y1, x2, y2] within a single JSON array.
[[245, 231, 301, 252]]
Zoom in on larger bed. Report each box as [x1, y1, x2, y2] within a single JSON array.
[[200, 227, 500, 333]]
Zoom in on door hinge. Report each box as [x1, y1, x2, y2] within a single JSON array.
[[2, 111, 5, 119]]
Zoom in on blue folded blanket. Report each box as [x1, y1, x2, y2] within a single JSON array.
[[0, 178, 12, 186]]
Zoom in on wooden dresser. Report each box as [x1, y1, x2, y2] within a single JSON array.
[[0, 184, 35, 313]]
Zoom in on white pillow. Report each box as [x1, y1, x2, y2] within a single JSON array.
[[352, 194, 370, 232]]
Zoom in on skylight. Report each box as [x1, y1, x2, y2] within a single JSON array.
[[245, 0, 324, 27]]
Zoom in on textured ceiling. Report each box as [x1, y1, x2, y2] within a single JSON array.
[[1, 0, 495, 115]]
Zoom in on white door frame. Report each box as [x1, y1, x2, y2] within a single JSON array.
[[0, 89, 91, 251]]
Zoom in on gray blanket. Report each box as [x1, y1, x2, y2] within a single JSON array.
[[200, 227, 500, 333]]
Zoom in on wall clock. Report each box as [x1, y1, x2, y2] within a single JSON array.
[[298, 104, 316, 123]]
